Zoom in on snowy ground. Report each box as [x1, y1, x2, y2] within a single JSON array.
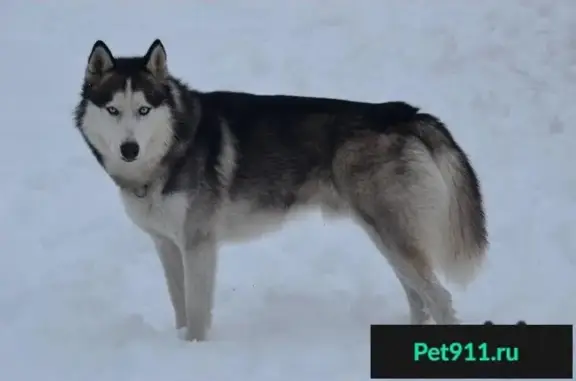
[[0, 0, 575, 380]]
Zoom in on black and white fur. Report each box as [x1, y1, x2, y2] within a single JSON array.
[[74, 39, 488, 341]]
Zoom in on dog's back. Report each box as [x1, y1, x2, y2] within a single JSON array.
[[197, 92, 422, 205]]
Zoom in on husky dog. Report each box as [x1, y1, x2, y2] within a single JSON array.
[[74, 39, 488, 341]]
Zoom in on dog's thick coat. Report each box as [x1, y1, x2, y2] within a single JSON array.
[[74, 39, 488, 341]]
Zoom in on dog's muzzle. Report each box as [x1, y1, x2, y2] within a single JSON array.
[[120, 141, 140, 162]]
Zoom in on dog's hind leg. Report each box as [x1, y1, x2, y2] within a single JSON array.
[[357, 208, 458, 325], [334, 136, 460, 325], [401, 284, 430, 324], [152, 235, 186, 329], [362, 226, 430, 324]]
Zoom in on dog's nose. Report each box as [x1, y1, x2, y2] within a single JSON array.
[[120, 141, 140, 162]]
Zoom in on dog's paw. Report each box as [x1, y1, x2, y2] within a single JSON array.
[[176, 326, 209, 342], [176, 327, 187, 340]]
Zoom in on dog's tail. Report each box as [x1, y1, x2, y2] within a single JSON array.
[[413, 113, 488, 286]]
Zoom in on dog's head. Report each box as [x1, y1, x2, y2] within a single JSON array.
[[75, 39, 176, 184]]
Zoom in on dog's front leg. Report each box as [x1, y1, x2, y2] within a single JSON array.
[[151, 234, 186, 330], [181, 229, 218, 342]]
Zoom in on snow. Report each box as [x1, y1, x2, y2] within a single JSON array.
[[0, 0, 575, 379]]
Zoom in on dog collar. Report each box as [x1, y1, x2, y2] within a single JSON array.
[[133, 184, 149, 198]]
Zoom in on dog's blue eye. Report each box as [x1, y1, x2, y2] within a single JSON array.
[[106, 106, 119, 116], [138, 106, 151, 116]]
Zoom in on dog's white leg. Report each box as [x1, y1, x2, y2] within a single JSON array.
[[397, 277, 431, 325], [151, 234, 186, 329], [362, 225, 432, 324], [180, 231, 218, 342]]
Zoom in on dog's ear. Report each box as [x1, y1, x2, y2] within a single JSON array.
[[85, 40, 115, 85], [143, 39, 167, 79]]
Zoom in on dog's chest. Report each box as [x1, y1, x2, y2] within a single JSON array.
[[120, 189, 188, 242]]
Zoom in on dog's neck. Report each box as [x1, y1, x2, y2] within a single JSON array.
[[123, 183, 150, 198], [111, 164, 166, 199]]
